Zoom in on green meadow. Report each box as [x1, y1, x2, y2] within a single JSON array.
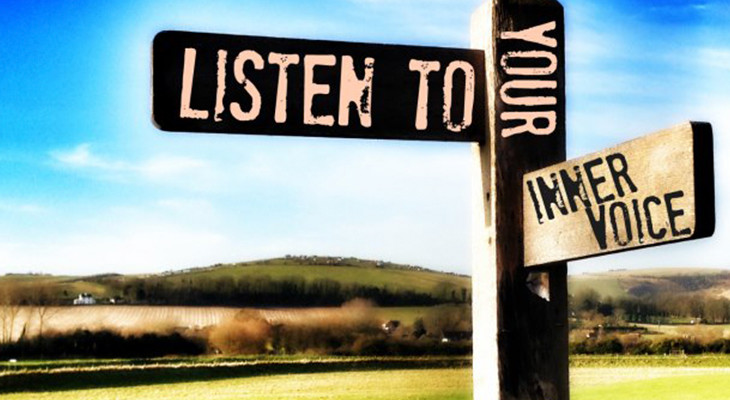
[[571, 355, 730, 400], [0, 356, 471, 400], [572, 373, 730, 400], [5, 355, 730, 399]]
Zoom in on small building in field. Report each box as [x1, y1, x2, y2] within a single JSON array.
[[109, 297, 125, 304], [382, 320, 401, 334], [73, 293, 96, 305], [442, 330, 472, 342]]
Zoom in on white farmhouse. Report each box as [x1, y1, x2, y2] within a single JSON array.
[[73, 293, 96, 305]]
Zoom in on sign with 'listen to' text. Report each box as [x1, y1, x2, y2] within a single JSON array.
[[523, 122, 715, 266], [152, 31, 486, 141]]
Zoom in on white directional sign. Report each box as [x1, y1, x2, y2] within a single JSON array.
[[524, 121, 714, 267]]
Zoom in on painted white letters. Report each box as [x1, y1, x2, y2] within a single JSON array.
[[180, 48, 209, 120], [268, 53, 300, 124], [231, 50, 264, 121], [304, 54, 336, 126], [498, 21, 559, 138], [338, 56, 375, 128]]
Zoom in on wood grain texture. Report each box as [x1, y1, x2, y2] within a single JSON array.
[[471, 0, 569, 399], [524, 122, 715, 266]]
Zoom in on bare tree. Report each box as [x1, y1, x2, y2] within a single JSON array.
[[0, 283, 22, 343], [28, 282, 57, 338]]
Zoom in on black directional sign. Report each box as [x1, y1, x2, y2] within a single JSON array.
[[153, 31, 486, 141]]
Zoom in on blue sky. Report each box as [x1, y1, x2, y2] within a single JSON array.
[[0, 0, 728, 276]]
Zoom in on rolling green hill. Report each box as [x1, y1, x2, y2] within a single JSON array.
[[7, 261, 730, 306], [162, 256, 469, 294], [1, 256, 470, 307], [568, 268, 730, 300]]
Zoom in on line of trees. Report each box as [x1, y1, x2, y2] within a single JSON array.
[[105, 276, 470, 307], [0, 330, 206, 359], [572, 288, 730, 324], [570, 335, 730, 355], [0, 282, 57, 343]]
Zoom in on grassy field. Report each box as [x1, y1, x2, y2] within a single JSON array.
[[567, 267, 730, 300], [568, 274, 626, 299], [6, 355, 730, 399], [1, 368, 471, 400], [0, 356, 472, 400], [570, 355, 730, 400], [572, 373, 730, 400], [635, 322, 730, 339], [0, 275, 113, 298]]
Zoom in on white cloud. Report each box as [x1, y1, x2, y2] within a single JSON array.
[[52, 143, 209, 176], [50, 143, 218, 191], [139, 155, 208, 179], [156, 197, 211, 211], [0, 201, 46, 215], [155, 198, 216, 220], [51, 143, 126, 171], [0, 201, 462, 276], [343, 0, 482, 46], [0, 211, 232, 275], [237, 143, 472, 272], [224, 141, 473, 231], [27, 140, 474, 275]]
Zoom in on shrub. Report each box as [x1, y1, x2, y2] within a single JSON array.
[[706, 339, 730, 354], [273, 307, 381, 355], [0, 329, 206, 359], [589, 337, 623, 354], [619, 333, 653, 355], [207, 302, 472, 356], [208, 310, 272, 354], [569, 336, 623, 354], [652, 337, 703, 355]]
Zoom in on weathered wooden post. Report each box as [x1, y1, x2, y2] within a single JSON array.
[[471, 1, 569, 399]]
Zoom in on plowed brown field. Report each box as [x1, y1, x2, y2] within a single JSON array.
[[6, 305, 393, 340]]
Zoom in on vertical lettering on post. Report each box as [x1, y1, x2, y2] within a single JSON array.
[[477, 1, 568, 399], [498, 21, 559, 137]]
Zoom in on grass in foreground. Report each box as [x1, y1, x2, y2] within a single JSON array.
[[0, 356, 471, 399], [1, 361, 471, 400], [571, 354, 730, 400], [570, 354, 730, 368], [572, 371, 730, 400], [9, 354, 730, 400]]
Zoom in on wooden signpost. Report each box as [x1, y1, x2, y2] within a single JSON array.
[[470, 1, 569, 398], [524, 122, 715, 266], [151, 0, 716, 399]]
